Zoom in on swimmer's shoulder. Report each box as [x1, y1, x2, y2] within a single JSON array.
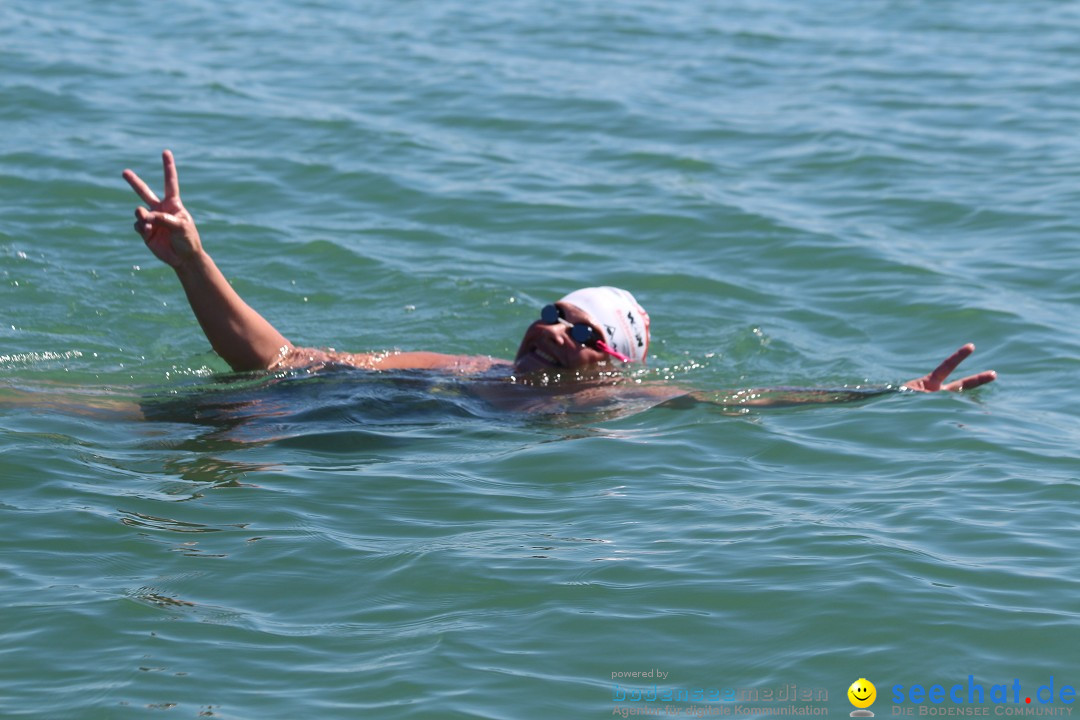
[[371, 352, 509, 374], [276, 347, 511, 374]]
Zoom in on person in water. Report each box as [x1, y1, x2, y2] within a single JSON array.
[[122, 150, 996, 401]]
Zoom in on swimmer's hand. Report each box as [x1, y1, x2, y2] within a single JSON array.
[[902, 344, 997, 393], [122, 150, 292, 371], [123, 150, 202, 268]]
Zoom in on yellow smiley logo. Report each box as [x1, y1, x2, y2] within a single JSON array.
[[848, 678, 877, 709]]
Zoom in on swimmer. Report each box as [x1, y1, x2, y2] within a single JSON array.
[[122, 150, 996, 405]]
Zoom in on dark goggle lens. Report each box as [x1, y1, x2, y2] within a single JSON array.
[[540, 304, 598, 345], [569, 324, 597, 344]]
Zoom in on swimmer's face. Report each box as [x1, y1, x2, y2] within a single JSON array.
[[513, 302, 612, 374]]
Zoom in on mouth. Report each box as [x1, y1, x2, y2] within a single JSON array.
[[853, 693, 871, 701], [532, 348, 561, 367], [514, 346, 565, 373]]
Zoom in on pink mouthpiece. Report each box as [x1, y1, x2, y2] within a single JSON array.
[[596, 340, 631, 362]]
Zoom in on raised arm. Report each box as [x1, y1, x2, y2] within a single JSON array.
[[667, 343, 996, 409], [123, 151, 293, 371]]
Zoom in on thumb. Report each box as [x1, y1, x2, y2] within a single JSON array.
[[148, 211, 185, 228]]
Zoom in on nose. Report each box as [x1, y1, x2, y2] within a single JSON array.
[[534, 320, 570, 345]]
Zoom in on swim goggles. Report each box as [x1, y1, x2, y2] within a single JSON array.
[[540, 304, 631, 362]]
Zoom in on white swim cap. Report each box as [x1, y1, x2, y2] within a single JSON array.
[[558, 286, 650, 363]]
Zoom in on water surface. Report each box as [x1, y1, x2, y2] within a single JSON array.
[[2, 0, 1079, 718]]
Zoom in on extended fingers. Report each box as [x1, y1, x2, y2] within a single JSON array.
[[162, 150, 180, 200], [929, 343, 975, 385], [944, 370, 997, 393], [123, 168, 161, 206]]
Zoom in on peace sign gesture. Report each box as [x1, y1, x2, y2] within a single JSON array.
[[903, 344, 997, 392], [122, 150, 203, 268]]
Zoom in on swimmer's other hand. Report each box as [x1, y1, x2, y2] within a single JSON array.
[[123, 150, 203, 269], [903, 343, 997, 393]]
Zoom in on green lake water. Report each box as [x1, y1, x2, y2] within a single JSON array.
[[2, 1, 1079, 718]]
